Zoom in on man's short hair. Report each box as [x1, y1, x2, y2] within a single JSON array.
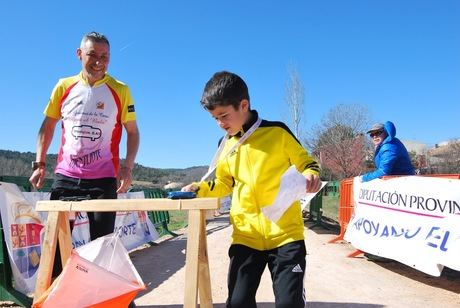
[[200, 71, 250, 110], [81, 31, 110, 48]]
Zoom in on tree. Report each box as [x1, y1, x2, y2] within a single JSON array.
[[413, 152, 428, 174], [427, 140, 460, 174], [284, 65, 305, 139], [306, 103, 372, 180]]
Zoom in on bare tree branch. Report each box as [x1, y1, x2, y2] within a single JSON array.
[[285, 65, 305, 139], [306, 103, 372, 180]]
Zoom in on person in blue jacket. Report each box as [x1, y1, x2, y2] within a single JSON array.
[[361, 121, 415, 182]]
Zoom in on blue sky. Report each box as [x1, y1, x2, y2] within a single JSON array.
[[1, 1, 459, 169]]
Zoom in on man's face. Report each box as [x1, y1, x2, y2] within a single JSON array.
[[369, 130, 386, 147], [77, 40, 110, 85], [208, 100, 250, 136]]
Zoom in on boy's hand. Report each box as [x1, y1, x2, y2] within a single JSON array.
[[306, 174, 321, 193], [181, 183, 199, 193]]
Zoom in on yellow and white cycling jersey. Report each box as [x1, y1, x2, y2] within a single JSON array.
[[44, 72, 136, 179]]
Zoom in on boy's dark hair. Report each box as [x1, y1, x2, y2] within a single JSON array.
[[200, 71, 250, 110], [81, 31, 110, 47]]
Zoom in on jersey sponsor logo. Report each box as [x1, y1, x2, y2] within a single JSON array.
[[69, 149, 103, 168], [71, 125, 102, 141], [96, 101, 105, 110], [128, 105, 135, 112]]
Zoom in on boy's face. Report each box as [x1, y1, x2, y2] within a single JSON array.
[[208, 99, 250, 136]]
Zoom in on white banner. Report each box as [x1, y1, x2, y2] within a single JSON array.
[[0, 182, 160, 295], [0, 183, 47, 295], [344, 176, 460, 276], [115, 192, 160, 251]]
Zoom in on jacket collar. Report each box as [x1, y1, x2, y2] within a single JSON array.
[[79, 71, 110, 87], [233, 110, 259, 138]]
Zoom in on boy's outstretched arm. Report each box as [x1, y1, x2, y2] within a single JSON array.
[[181, 175, 233, 198]]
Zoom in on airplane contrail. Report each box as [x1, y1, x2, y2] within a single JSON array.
[[120, 41, 134, 52]]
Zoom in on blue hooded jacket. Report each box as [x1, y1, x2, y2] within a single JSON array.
[[361, 121, 415, 182]]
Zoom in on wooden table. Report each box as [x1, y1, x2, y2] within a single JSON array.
[[33, 197, 219, 308]]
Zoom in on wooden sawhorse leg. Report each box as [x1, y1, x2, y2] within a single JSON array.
[[184, 209, 213, 308], [33, 211, 72, 304]]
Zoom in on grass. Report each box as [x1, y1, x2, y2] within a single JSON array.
[[168, 210, 188, 231], [321, 195, 340, 222]]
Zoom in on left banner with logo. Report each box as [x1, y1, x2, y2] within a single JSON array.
[[0, 182, 159, 296]]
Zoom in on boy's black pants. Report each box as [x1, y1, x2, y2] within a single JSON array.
[[227, 240, 306, 308]]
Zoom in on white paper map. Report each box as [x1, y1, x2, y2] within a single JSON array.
[[262, 165, 326, 222]]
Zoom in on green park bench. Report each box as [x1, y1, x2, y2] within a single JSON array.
[[308, 181, 337, 229], [139, 188, 178, 237], [307, 186, 324, 228], [0, 175, 53, 192], [324, 180, 339, 198]]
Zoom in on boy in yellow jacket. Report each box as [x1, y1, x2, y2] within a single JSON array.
[[182, 71, 320, 308]]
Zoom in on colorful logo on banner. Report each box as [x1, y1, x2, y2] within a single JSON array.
[[10, 222, 43, 278], [8, 196, 45, 281]]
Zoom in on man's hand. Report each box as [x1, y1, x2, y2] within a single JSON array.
[[305, 173, 321, 193], [30, 116, 58, 190], [29, 168, 46, 189], [117, 166, 133, 193]]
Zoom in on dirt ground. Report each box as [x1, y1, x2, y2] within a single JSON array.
[[131, 214, 459, 308], [2, 214, 459, 307]]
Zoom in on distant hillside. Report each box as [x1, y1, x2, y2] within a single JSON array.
[[0, 149, 207, 189]]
